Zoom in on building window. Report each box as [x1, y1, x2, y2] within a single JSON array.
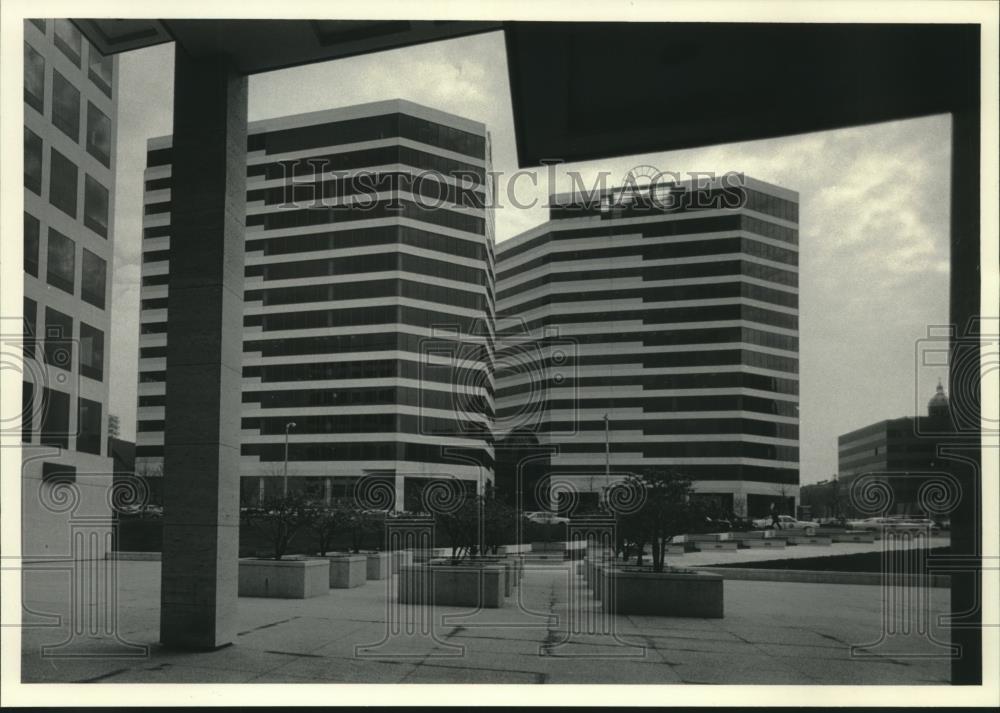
[[81, 250, 107, 309], [40, 387, 71, 449], [88, 49, 113, 98], [44, 307, 74, 372], [24, 213, 40, 277], [86, 103, 112, 168], [83, 175, 109, 237], [52, 70, 81, 142], [53, 20, 82, 67], [79, 322, 104, 381], [24, 43, 45, 114], [24, 128, 43, 195], [23, 297, 37, 360], [77, 397, 102, 455], [49, 149, 78, 218], [46, 228, 75, 294], [22, 381, 35, 443]]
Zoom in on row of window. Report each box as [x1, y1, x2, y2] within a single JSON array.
[[495, 349, 799, 375], [499, 326, 799, 352], [244, 384, 491, 414], [495, 394, 799, 418], [499, 213, 797, 266], [242, 171, 485, 210], [495, 372, 800, 399], [245, 198, 485, 235], [547, 441, 799, 461], [24, 215, 107, 308], [243, 331, 494, 360], [245, 278, 486, 311], [241, 304, 488, 335], [497, 236, 798, 285], [21, 380, 103, 455], [498, 276, 797, 311], [149, 145, 487, 188], [497, 417, 799, 440], [233, 411, 491, 438], [242, 251, 486, 286], [245, 225, 487, 261], [242, 359, 493, 389], [22, 298, 105, 381], [241, 113, 485, 159], [497, 303, 798, 340], [239, 442, 494, 467], [24, 133, 110, 236]]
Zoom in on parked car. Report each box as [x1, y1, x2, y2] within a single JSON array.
[[750, 515, 818, 534], [847, 516, 937, 532], [523, 511, 570, 525]]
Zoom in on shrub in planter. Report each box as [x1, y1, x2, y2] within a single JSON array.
[[616, 470, 709, 571], [238, 492, 326, 598]]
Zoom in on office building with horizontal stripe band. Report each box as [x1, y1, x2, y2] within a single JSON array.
[[136, 100, 495, 510], [494, 174, 799, 518]]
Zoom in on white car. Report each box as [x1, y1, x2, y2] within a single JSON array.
[[750, 515, 818, 534], [849, 516, 936, 533], [523, 511, 570, 525]]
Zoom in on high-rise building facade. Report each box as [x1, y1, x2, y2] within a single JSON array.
[[22, 19, 118, 558], [495, 174, 799, 518], [136, 100, 495, 509]]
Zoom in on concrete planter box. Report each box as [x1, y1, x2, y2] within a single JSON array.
[[391, 550, 414, 572], [531, 541, 566, 553], [832, 532, 876, 543], [738, 539, 787, 549], [600, 567, 724, 618], [691, 540, 739, 551], [398, 563, 505, 608], [787, 535, 832, 546], [365, 552, 392, 580], [323, 554, 367, 588], [431, 557, 515, 597], [238, 557, 329, 599]]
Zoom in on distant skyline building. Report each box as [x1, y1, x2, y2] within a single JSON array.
[[22, 19, 118, 559], [135, 100, 495, 510], [494, 174, 800, 518], [813, 381, 955, 517]]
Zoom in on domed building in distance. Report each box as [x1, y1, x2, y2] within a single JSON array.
[[801, 381, 957, 519]]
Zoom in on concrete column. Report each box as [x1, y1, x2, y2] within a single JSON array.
[[159, 48, 247, 649]]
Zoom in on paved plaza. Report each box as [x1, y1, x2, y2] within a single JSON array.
[[19, 547, 952, 685]]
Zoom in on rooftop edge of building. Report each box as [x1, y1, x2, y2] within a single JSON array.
[[146, 98, 487, 150], [496, 173, 798, 254]]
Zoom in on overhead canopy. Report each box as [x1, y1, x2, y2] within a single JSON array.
[[503, 22, 980, 165], [74, 19, 979, 165]]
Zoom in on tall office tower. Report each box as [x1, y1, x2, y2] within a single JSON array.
[[136, 100, 495, 510], [494, 174, 799, 518], [22, 19, 118, 558]]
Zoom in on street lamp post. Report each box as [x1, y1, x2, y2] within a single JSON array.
[[283, 421, 297, 498]]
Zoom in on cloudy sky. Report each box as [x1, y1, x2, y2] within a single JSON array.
[[109, 30, 951, 484]]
